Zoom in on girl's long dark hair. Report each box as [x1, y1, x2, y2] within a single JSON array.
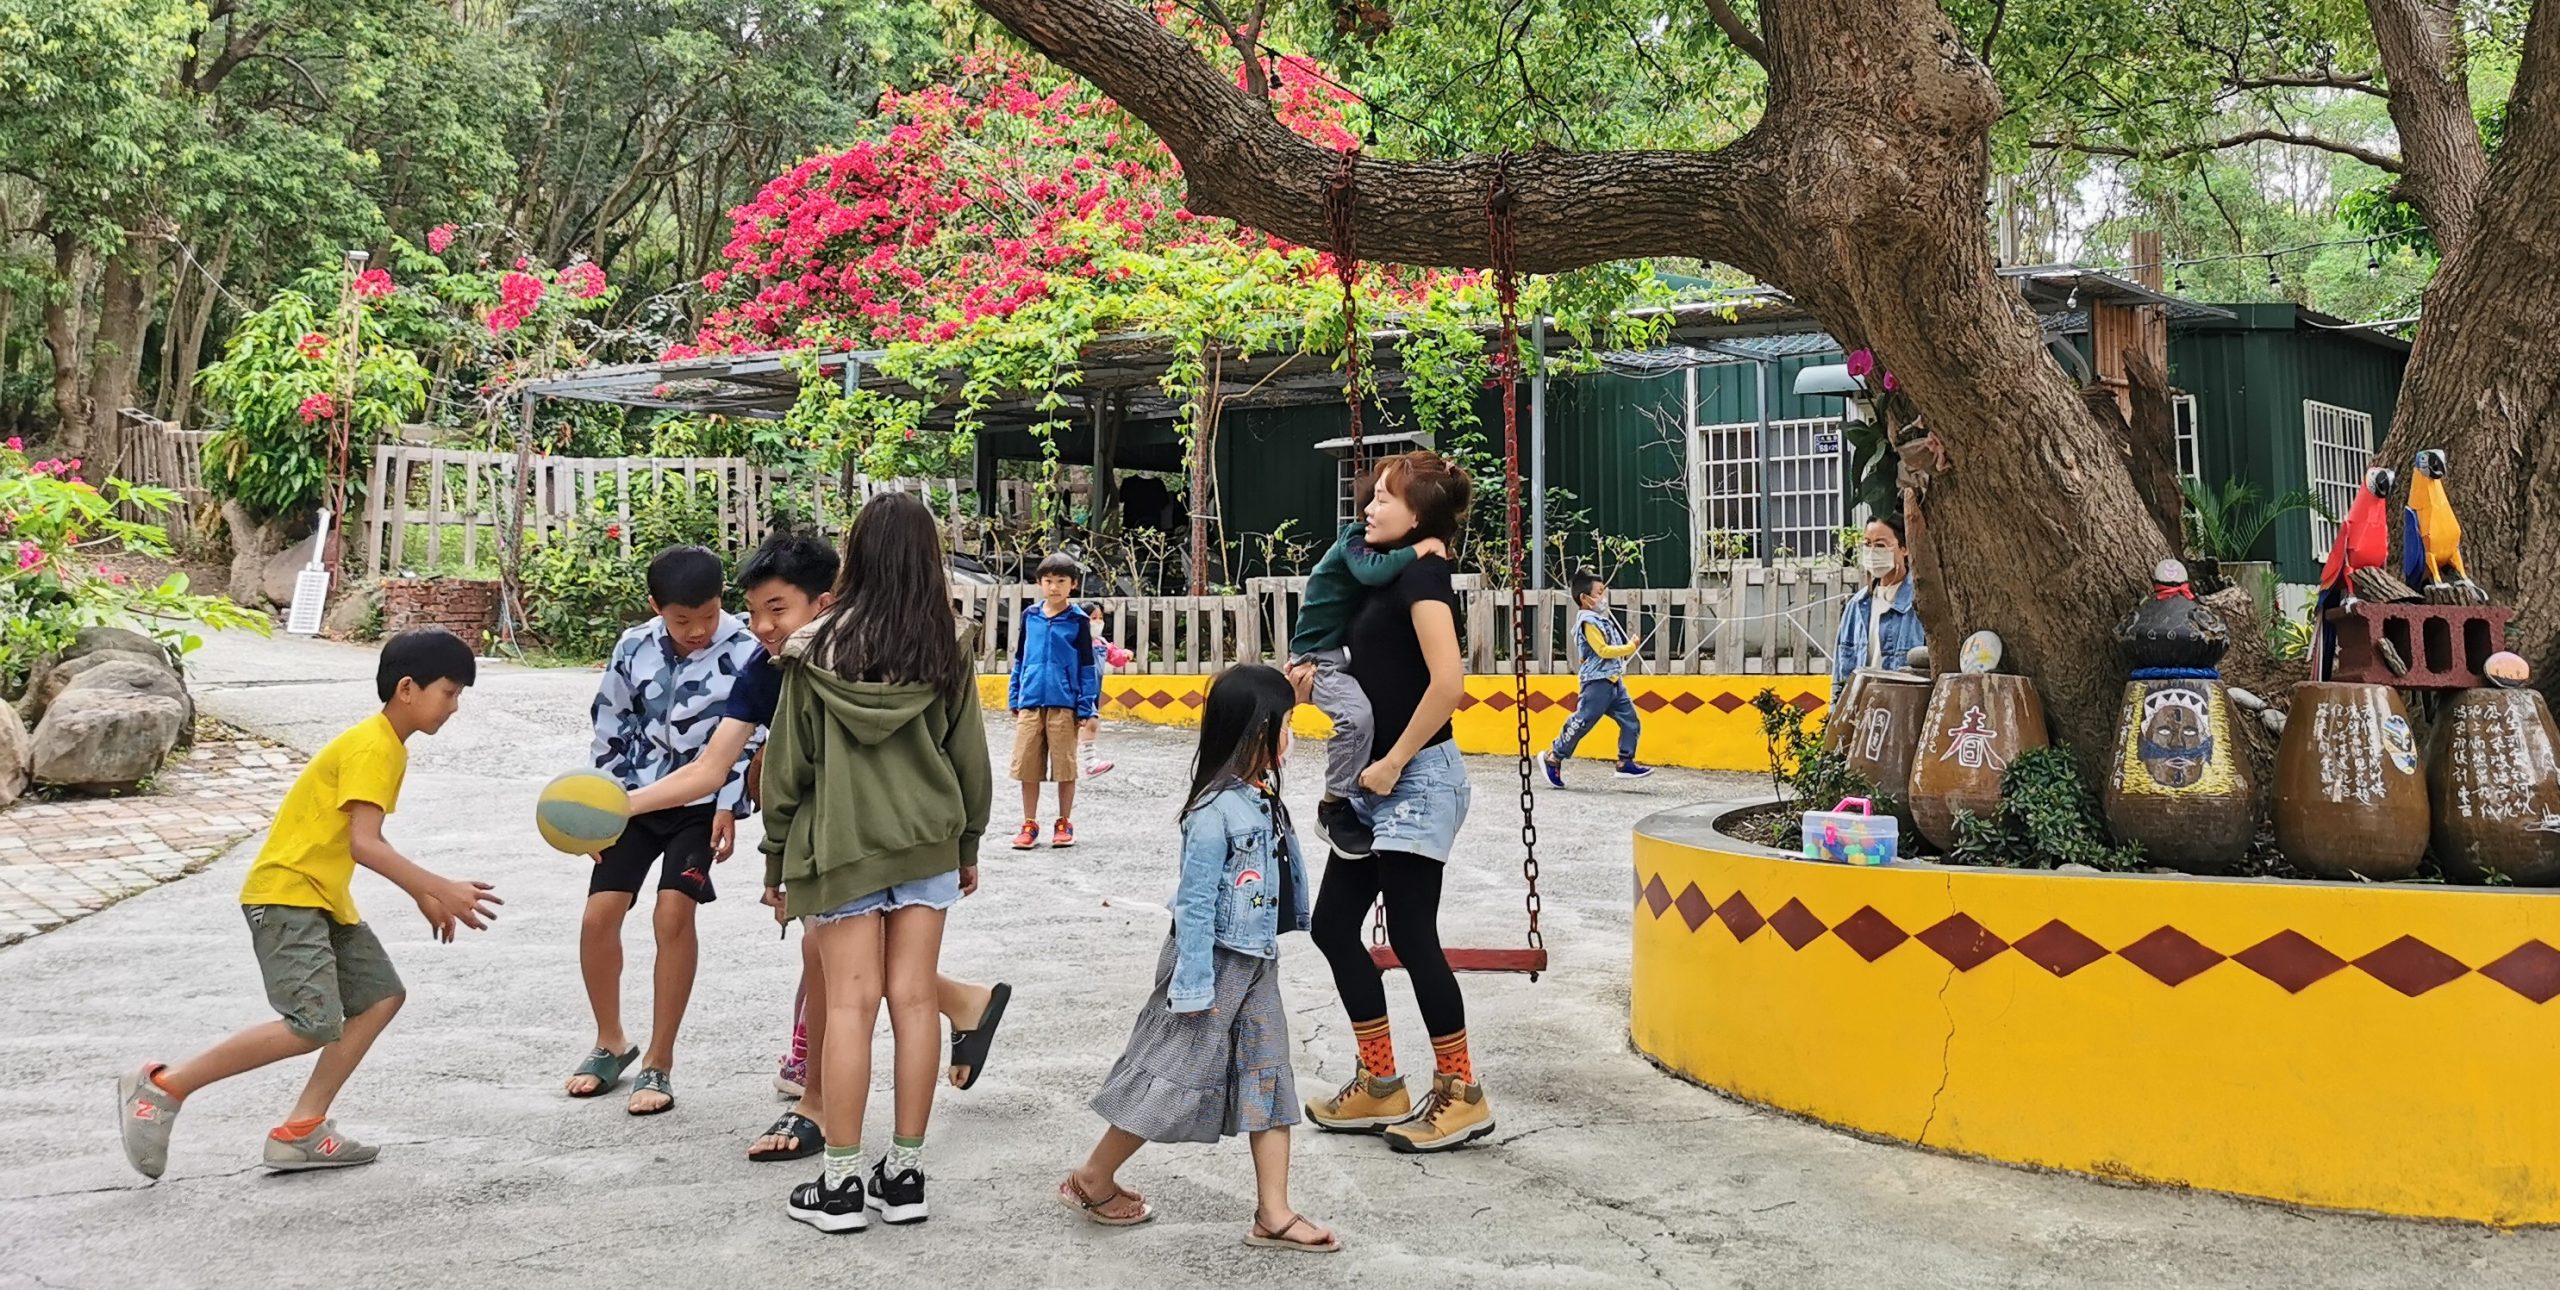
[[804, 492, 970, 695], [1181, 664, 1297, 819]]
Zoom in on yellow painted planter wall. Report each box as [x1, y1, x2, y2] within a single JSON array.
[[1630, 805, 2560, 1225], [979, 673, 1829, 773]]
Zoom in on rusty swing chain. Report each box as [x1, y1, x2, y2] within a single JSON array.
[[1485, 157, 1545, 969]]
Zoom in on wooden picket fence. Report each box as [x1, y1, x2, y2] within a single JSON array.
[[108, 408, 215, 533], [358, 444, 971, 577], [956, 565, 1853, 676]]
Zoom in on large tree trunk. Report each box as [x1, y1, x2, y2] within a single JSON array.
[[42, 234, 88, 451], [2374, 0, 2560, 701], [81, 240, 158, 476], [221, 500, 289, 606], [167, 230, 232, 432]]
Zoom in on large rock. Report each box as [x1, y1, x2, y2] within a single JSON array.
[[62, 626, 170, 669], [324, 580, 382, 639], [263, 532, 323, 609], [29, 689, 186, 793], [0, 700, 28, 809], [25, 650, 177, 727]]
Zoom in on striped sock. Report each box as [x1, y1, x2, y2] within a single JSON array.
[[1431, 1030, 1474, 1084], [1353, 1016, 1397, 1080], [886, 1134, 924, 1176], [824, 1143, 863, 1188]]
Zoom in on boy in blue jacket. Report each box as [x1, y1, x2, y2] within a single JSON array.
[[1009, 553, 1099, 849]]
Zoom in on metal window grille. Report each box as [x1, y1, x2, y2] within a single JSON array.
[[1692, 416, 1850, 564], [2173, 394, 2201, 484], [2302, 400, 2375, 561], [1332, 432, 1427, 529]]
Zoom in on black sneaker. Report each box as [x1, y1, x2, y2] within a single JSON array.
[[1317, 798, 1375, 859], [788, 1173, 869, 1233], [868, 1159, 929, 1225]]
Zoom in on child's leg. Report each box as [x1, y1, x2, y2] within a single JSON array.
[[1068, 1125, 1149, 1217], [287, 992, 403, 1122], [634, 889, 700, 1106], [1311, 653, 1370, 801], [882, 905, 949, 1143], [571, 892, 633, 1093], [1608, 682, 1644, 761], [1057, 779, 1077, 819], [156, 1022, 321, 1099], [1019, 779, 1041, 823], [756, 936, 825, 1156], [1550, 681, 1607, 760], [810, 912, 887, 1153], [1246, 1127, 1332, 1245]]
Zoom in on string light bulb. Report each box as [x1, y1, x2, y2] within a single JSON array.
[[2266, 256, 2282, 289], [2366, 242, 2382, 276], [2066, 284, 2080, 309]]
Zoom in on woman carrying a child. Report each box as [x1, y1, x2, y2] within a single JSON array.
[[1300, 450, 1498, 1153]]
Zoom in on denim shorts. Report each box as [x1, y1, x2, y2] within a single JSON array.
[[1352, 740, 1472, 862], [808, 869, 965, 925]]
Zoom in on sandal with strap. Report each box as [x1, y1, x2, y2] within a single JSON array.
[[566, 1045, 639, 1098], [626, 1067, 675, 1116], [947, 982, 1012, 1091], [748, 1111, 822, 1162], [1245, 1212, 1341, 1254], [1057, 1175, 1154, 1226]]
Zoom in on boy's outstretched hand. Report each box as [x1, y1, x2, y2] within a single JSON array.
[[416, 877, 503, 943]]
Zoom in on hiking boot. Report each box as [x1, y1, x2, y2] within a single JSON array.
[[115, 1063, 181, 1180], [1052, 818, 1076, 848], [1304, 1067, 1410, 1133], [867, 1159, 930, 1225], [1011, 820, 1041, 850], [1316, 798, 1374, 859], [1615, 760, 1655, 780], [789, 1172, 869, 1233], [263, 1119, 380, 1171], [1542, 753, 1566, 790], [1384, 1074, 1496, 1153]]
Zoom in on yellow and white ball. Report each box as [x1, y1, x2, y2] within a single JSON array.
[[536, 770, 631, 855]]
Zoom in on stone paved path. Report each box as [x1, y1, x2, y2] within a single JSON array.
[[0, 734, 302, 946]]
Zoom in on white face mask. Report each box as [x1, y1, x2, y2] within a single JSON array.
[[1861, 547, 1899, 576]]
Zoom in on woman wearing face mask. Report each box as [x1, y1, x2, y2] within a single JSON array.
[[1833, 514, 1927, 693]]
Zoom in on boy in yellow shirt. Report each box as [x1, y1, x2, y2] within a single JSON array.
[[115, 629, 502, 1180]]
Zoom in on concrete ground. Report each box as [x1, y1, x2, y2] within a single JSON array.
[[2, 631, 2555, 1289]]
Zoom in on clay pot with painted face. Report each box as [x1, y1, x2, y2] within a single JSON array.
[[1908, 672, 2050, 850], [1822, 669, 1934, 825], [2273, 682, 2430, 880], [2426, 687, 2560, 886], [2102, 677, 2258, 874]]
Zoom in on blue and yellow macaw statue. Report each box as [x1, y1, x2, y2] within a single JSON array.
[[2402, 449, 2481, 601]]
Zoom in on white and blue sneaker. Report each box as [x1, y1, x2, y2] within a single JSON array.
[[1615, 760, 1656, 780]]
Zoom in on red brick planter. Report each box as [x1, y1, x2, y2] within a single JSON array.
[[379, 577, 499, 646]]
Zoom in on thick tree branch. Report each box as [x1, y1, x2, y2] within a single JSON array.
[[2363, 0, 2487, 258], [2230, 71, 2388, 98], [2032, 129, 2403, 173], [1703, 0, 1770, 67], [968, 0, 1788, 275]]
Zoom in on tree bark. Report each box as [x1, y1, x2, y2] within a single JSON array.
[[81, 239, 159, 475], [168, 230, 232, 432], [43, 234, 88, 452], [221, 501, 289, 606], [2363, 0, 2489, 261]]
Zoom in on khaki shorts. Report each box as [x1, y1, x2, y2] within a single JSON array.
[[1010, 707, 1080, 783], [244, 904, 405, 1044]]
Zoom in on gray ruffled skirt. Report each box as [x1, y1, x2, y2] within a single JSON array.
[[1090, 935, 1300, 1143]]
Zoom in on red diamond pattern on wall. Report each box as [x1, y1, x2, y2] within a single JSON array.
[[2012, 920, 2110, 977], [2117, 927, 2227, 986], [1149, 691, 1177, 709], [1632, 692, 1670, 714], [2353, 935, 2471, 997], [1178, 690, 1205, 708], [1767, 898, 1828, 949], [1670, 693, 1707, 715], [1642, 874, 1673, 919], [1916, 913, 2011, 971], [1716, 892, 1766, 942], [1831, 906, 1911, 962], [1789, 692, 1825, 712], [2479, 940, 2560, 1004], [2232, 931, 2349, 994], [1633, 872, 2560, 1004], [1527, 692, 1561, 713], [1674, 883, 1715, 934], [1709, 693, 1748, 714], [1482, 691, 1515, 712]]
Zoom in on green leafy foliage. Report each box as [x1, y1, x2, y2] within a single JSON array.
[[195, 282, 430, 522], [1942, 747, 2145, 871], [2180, 477, 2333, 563], [0, 445, 267, 693], [517, 476, 729, 659], [1749, 688, 1885, 850]]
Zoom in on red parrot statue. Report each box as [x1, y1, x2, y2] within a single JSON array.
[[2315, 464, 2394, 680]]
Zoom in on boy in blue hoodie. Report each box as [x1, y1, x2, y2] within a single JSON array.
[[1008, 552, 1098, 849]]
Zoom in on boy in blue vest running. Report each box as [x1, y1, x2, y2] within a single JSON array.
[[1542, 570, 1652, 787]]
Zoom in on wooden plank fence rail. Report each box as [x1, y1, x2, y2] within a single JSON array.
[[358, 444, 973, 578], [109, 409, 215, 534], [959, 567, 1854, 677]]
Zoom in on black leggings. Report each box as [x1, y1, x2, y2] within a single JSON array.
[[1310, 849, 1467, 1038]]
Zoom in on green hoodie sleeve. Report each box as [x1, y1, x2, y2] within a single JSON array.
[[1342, 522, 1417, 587], [760, 663, 816, 889], [943, 680, 993, 863]]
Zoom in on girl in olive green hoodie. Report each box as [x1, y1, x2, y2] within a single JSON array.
[[758, 493, 992, 1233]]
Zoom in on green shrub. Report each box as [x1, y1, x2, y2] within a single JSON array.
[[1942, 746, 2144, 871], [1749, 688, 1886, 850], [518, 475, 730, 660]]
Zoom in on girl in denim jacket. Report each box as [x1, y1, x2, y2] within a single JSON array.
[[1060, 664, 1339, 1253]]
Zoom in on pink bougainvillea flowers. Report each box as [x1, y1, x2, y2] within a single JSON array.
[[558, 262, 608, 300], [427, 224, 456, 254], [16, 541, 42, 571], [297, 332, 331, 360], [4, 436, 20, 451], [298, 393, 340, 424], [351, 268, 395, 299]]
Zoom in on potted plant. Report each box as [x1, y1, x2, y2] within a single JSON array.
[[2179, 477, 2331, 612]]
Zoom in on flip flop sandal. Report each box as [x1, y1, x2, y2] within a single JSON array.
[[947, 982, 1013, 1091], [1245, 1213, 1341, 1254], [627, 1067, 675, 1116], [748, 1112, 822, 1163], [1057, 1176, 1154, 1227], [567, 1045, 640, 1099]]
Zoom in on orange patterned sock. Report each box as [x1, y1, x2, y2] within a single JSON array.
[[1431, 1030, 1474, 1083], [1352, 1016, 1397, 1080], [271, 1115, 326, 1142]]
